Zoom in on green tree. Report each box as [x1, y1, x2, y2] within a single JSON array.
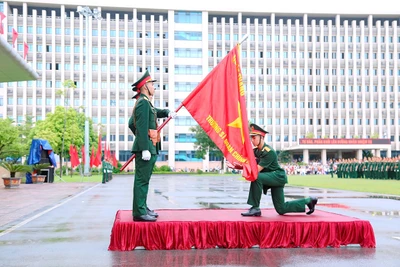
[[0, 118, 27, 162], [56, 79, 77, 177], [29, 106, 97, 173], [370, 132, 379, 139], [277, 150, 292, 163], [189, 125, 224, 169], [305, 132, 315, 138]]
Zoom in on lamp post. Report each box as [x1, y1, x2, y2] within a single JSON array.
[[77, 6, 102, 175]]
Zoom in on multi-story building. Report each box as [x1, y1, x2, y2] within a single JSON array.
[[0, 0, 399, 169]]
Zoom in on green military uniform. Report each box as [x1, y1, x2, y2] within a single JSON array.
[[128, 71, 170, 218], [329, 161, 334, 178], [246, 124, 309, 215]]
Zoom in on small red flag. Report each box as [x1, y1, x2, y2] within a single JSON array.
[[81, 145, 85, 164], [90, 147, 96, 168], [23, 41, 29, 59], [95, 134, 102, 165], [182, 45, 258, 181], [12, 28, 18, 48], [0, 12, 5, 35], [106, 145, 111, 162], [69, 145, 80, 168], [112, 152, 118, 168]]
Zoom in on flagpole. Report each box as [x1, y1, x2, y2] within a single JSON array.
[[238, 34, 249, 45], [121, 35, 249, 172], [120, 104, 184, 171]]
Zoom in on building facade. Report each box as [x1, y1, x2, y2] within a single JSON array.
[[0, 0, 399, 169]]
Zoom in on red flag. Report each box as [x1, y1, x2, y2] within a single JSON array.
[[95, 134, 102, 165], [106, 145, 111, 162], [104, 140, 111, 162], [69, 145, 80, 168], [0, 12, 5, 35], [182, 45, 258, 181], [81, 145, 85, 164], [12, 28, 18, 48], [112, 152, 118, 168], [90, 147, 96, 168], [23, 42, 29, 59]]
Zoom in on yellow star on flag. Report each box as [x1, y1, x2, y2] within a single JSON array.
[[227, 102, 245, 144]]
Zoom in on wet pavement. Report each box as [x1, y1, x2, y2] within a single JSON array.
[[0, 174, 399, 267]]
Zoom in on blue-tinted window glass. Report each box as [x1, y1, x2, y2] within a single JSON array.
[[174, 11, 202, 24], [174, 31, 202, 41]]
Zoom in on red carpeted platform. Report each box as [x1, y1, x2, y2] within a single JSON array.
[[108, 209, 376, 251]]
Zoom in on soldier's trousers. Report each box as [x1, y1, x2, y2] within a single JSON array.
[[132, 153, 157, 217], [247, 170, 306, 215]]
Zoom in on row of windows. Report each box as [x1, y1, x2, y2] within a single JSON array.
[[250, 101, 399, 109], [11, 24, 400, 43], [245, 51, 400, 59], [4, 93, 398, 110], [255, 68, 400, 76], [175, 48, 202, 58], [11, 25, 169, 39], [24, 44, 169, 56], [5, 97, 135, 107], [18, 42, 400, 59], [245, 134, 398, 143], [257, 117, 399, 125], [256, 84, 400, 93], [174, 66, 202, 75], [6, 78, 400, 94], [174, 11, 202, 24], [22, 42, 400, 60], [208, 33, 400, 43], [175, 82, 198, 92]]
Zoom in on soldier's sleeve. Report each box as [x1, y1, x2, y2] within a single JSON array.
[[258, 147, 275, 170], [155, 107, 170, 118]]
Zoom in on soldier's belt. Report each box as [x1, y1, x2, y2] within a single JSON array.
[[148, 129, 160, 146]]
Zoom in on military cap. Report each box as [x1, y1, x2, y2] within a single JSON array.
[[249, 123, 269, 137], [131, 70, 157, 99]]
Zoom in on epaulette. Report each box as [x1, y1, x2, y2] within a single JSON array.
[[263, 146, 271, 152]]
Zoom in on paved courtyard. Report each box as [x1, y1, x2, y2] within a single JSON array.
[[0, 174, 399, 267]]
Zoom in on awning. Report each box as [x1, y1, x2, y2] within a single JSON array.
[[0, 36, 39, 82]]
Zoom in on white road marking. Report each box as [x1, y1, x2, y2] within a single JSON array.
[[393, 237, 400, 240], [0, 183, 101, 238]]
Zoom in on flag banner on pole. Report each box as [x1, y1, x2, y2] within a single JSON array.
[[0, 12, 6, 35], [81, 145, 85, 164], [95, 134, 102, 166], [69, 145, 80, 168], [90, 147, 96, 168], [182, 44, 258, 181], [12, 28, 18, 48], [112, 152, 118, 168], [23, 41, 29, 59]]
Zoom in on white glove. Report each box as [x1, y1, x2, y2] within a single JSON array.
[[168, 111, 177, 119], [142, 150, 151, 161]]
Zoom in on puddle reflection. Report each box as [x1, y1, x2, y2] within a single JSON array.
[[111, 247, 376, 267]]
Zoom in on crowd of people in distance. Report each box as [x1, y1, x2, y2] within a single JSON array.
[[281, 160, 332, 175], [280, 156, 400, 180]]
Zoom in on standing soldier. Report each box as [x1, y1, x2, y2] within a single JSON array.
[[336, 159, 343, 178], [329, 159, 335, 178], [129, 70, 177, 222]]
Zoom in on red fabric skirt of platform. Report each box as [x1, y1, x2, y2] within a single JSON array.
[[108, 209, 376, 251]]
